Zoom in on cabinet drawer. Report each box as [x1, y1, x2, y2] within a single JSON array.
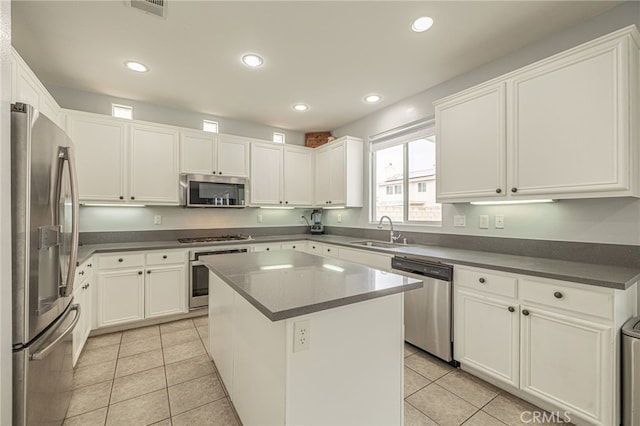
[[281, 241, 306, 251], [146, 250, 186, 266], [455, 266, 517, 299], [99, 253, 145, 269], [519, 278, 613, 320]]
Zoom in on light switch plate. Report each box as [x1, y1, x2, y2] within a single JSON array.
[[479, 215, 489, 229], [257, 214, 263, 223], [153, 215, 162, 225]]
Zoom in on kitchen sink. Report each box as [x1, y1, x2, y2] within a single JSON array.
[[349, 240, 405, 249]]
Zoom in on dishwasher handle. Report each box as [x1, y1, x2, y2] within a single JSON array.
[[391, 257, 453, 281]]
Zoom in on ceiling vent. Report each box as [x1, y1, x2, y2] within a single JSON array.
[[129, 0, 166, 18]]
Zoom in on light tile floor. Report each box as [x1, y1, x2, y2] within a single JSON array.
[[63, 315, 239, 426], [65, 316, 567, 426]]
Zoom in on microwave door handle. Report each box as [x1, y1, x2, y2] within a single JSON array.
[[58, 146, 80, 297]]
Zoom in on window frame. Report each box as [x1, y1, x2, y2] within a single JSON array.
[[369, 118, 441, 226]]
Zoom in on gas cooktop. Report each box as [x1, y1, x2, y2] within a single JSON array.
[[177, 234, 252, 244]]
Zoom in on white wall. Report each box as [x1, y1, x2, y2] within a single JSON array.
[[48, 85, 306, 146], [329, 2, 640, 246], [0, 0, 12, 423], [80, 206, 311, 232]]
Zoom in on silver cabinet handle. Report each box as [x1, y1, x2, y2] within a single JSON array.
[[31, 304, 80, 361]]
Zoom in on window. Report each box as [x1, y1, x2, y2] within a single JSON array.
[[203, 120, 219, 133], [371, 120, 441, 223], [112, 104, 133, 120], [273, 132, 285, 143]]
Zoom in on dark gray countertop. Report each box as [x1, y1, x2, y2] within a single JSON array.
[[77, 233, 640, 290], [199, 250, 422, 321]]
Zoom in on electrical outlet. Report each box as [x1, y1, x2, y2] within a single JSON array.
[[153, 215, 162, 225], [495, 215, 505, 229], [257, 214, 263, 223], [337, 214, 342, 223], [479, 215, 489, 229], [454, 215, 466, 227], [293, 320, 311, 352]]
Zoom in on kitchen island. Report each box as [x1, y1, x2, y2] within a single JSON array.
[[201, 250, 422, 426]]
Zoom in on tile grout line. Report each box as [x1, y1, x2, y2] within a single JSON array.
[[160, 322, 172, 424]]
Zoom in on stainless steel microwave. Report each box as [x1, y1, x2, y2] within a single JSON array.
[[180, 174, 247, 207]]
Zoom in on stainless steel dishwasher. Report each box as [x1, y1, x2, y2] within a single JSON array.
[[392, 256, 454, 362]]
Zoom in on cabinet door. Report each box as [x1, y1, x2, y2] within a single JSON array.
[[218, 135, 249, 177], [436, 83, 506, 201], [130, 124, 179, 204], [96, 269, 144, 327], [329, 143, 346, 204], [180, 130, 215, 174], [509, 39, 632, 196], [283, 146, 314, 206], [315, 148, 332, 205], [454, 289, 519, 388], [250, 143, 282, 205], [67, 114, 127, 202], [520, 307, 612, 425], [145, 266, 187, 318], [72, 283, 87, 366]]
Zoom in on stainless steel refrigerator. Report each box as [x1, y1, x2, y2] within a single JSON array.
[[11, 103, 81, 425]]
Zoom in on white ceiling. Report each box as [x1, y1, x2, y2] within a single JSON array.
[[12, 1, 622, 132]]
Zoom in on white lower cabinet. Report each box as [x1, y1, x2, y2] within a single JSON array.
[[520, 307, 612, 424], [97, 269, 145, 327], [454, 289, 519, 388], [95, 249, 187, 328], [145, 265, 187, 318], [453, 265, 637, 426], [72, 258, 94, 365]]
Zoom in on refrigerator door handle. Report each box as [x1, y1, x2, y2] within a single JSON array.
[[57, 146, 80, 297], [30, 304, 80, 361]]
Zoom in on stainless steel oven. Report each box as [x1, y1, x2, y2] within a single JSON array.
[[189, 247, 249, 310]]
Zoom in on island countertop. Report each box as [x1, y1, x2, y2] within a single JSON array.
[[200, 250, 422, 321]]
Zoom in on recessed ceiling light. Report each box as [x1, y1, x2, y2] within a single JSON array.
[[242, 54, 264, 68], [411, 16, 434, 33], [364, 94, 382, 103], [292, 104, 309, 112], [124, 61, 148, 73]]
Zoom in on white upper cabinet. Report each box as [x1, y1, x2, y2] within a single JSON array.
[[66, 112, 127, 202], [180, 132, 249, 177], [69, 111, 180, 205], [180, 130, 216, 174], [129, 123, 179, 204], [250, 142, 315, 207], [11, 47, 65, 129], [250, 142, 283, 205], [217, 134, 250, 177], [314, 136, 363, 207], [283, 145, 314, 206], [436, 83, 506, 200], [435, 26, 640, 203], [509, 35, 635, 197]]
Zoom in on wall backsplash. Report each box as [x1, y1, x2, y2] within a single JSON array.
[[79, 206, 315, 233]]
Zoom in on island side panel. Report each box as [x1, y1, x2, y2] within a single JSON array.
[[285, 293, 404, 426], [232, 293, 287, 425], [209, 272, 236, 396]]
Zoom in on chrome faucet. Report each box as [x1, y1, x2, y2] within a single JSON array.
[[377, 215, 401, 243]]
